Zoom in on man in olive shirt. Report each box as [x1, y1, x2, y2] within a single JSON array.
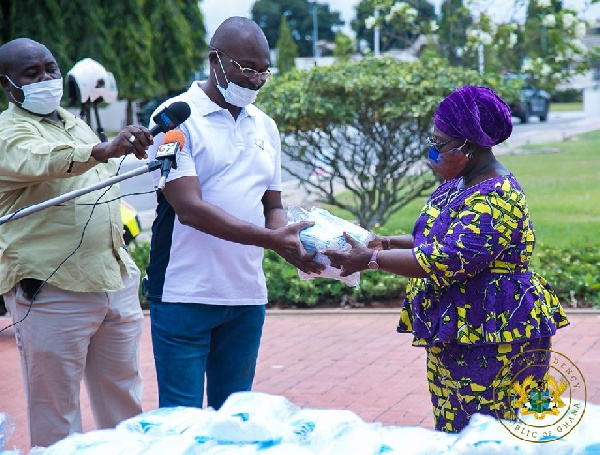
[[0, 38, 153, 447]]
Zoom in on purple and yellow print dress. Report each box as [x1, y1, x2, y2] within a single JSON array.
[[397, 174, 569, 433]]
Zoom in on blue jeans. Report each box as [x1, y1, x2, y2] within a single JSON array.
[[150, 301, 266, 410]]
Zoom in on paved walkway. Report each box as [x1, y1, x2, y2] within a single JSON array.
[[1, 310, 599, 453]]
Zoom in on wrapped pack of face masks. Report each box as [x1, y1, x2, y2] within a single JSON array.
[[287, 206, 374, 287]]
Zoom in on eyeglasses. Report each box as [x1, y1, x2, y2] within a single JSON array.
[[213, 49, 272, 82], [427, 136, 456, 152]]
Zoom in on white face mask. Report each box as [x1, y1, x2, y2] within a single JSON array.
[[5, 76, 63, 115], [214, 54, 259, 107]]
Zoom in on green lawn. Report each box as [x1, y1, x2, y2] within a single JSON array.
[[337, 130, 600, 249], [550, 102, 583, 112], [501, 131, 600, 247]]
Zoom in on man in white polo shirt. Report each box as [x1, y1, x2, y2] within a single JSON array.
[[145, 16, 323, 410]]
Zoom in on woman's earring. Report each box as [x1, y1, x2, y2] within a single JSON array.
[[465, 143, 474, 159]]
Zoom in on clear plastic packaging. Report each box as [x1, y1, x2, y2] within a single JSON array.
[[0, 413, 18, 454], [289, 408, 381, 454], [42, 429, 150, 455], [206, 392, 299, 447], [377, 425, 458, 454], [287, 206, 374, 287], [20, 395, 600, 454], [117, 406, 213, 436]]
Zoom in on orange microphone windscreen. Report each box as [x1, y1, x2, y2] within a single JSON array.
[[162, 129, 185, 150]]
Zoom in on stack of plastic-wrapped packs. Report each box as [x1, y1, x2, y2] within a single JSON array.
[[2, 391, 600, 454]]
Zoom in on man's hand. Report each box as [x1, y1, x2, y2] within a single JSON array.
[[270, 221, 325, 275], [91, 125, 153, 162]]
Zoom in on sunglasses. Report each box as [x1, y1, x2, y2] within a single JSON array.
[[427, 136, 456, 152], [213, 49, 272, 82]]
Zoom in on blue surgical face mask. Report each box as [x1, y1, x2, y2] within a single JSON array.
[[428, 146, 441, 163], [428, 140, 469, 180]]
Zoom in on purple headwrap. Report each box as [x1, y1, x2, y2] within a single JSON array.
[[434, 86, 513, 148]]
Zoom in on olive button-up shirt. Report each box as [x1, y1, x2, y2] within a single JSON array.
[[0, 104, 131, 295]]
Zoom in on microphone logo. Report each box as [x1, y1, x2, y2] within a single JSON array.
[[150, 101, 190, 136], [156, 129, 185, 190], [159, 112, 175, 130], [156, 141, 179, 159]]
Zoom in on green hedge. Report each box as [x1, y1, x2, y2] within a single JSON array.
[[550, 88, 583, 103], [130, 241, 600, 309], [532, 244, 600, 308], [263, 249, 408, 308], [129, 241, 151, 308]]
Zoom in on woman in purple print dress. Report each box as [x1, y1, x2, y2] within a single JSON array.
[[324, 86, 569, 433]]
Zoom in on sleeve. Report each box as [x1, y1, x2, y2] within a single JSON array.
[[413, 189, 523, 288], [0, 122, 95, 186], [265, 114, 282, 192], [147, 129, 198, 188]]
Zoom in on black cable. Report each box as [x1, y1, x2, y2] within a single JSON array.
[[0, 155, 155, 333], [66, 190, 157, 206]]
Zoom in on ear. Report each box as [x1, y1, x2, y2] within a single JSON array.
[[208, 50, 219, 66], [0, 74, 10, 94], [462, 140, 476, 158]]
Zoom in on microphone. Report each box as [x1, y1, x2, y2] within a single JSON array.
[[156, 130, 185, 190], [150, 101, 191, 136]]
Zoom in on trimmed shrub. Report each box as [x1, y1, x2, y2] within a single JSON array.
[[130, 241, 600, 310]]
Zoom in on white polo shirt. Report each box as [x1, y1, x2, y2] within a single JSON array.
[[146, 82, 282, 305]]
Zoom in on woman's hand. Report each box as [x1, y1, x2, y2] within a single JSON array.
[[323, 232, 372, 277]]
